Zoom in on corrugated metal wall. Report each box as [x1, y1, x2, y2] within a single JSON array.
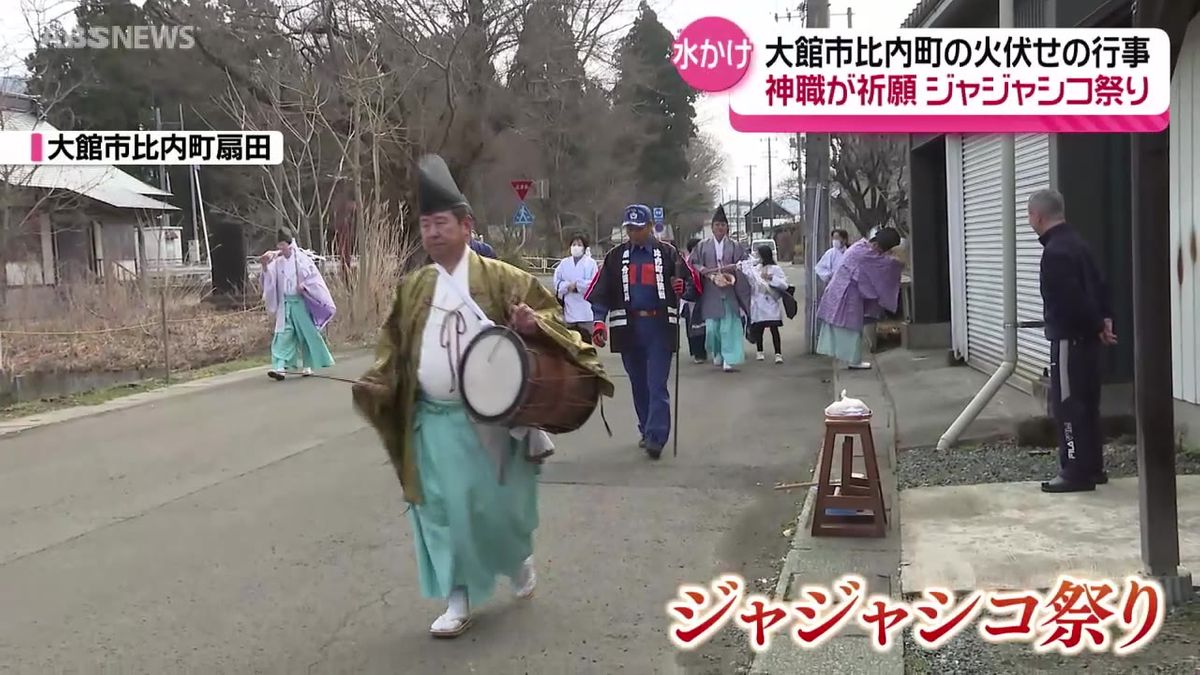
[[943, 0, 1054, 390], [1015, 0, 1047, 28], [1170, 15, 1200, 405], [960, 135, 1052, 387]]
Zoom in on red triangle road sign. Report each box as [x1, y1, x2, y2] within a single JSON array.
[[511, 179, 533, 201]]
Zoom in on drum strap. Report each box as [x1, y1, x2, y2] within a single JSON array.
[[439, 309, 468, 393], [598, 397, 613, 437]]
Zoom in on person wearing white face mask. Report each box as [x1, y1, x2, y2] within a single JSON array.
[[815, 229, 850, 285], [553, 233, 600, 343]]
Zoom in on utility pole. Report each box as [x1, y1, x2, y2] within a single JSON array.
[[776, 2, 852, 351], [805, 0, 830, 353], [747, 165, 754, 241], [767, 137, 774, 239], [735, 177, 740, 238]]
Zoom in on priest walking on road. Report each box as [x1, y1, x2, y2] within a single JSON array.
[[352, 155, 612, 638], [260, 227, 337, 381], [692, 205, 750, 372]]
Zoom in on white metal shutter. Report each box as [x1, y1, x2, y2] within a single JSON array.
[[960, 134, 1051, 388], [1012, 134, 1052, 383], [1169, 15, 1200, 404], [961, 136, 1006, 373]]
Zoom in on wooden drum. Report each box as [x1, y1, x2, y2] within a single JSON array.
[[458, 325, 601, 434]]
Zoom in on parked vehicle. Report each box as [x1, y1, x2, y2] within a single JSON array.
[[751, 238, 777, 262]]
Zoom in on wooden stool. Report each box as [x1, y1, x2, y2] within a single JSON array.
[[811, 414, 887, 538]]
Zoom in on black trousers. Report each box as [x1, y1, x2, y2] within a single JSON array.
[[682, 305, 707, 360], [1049, 338, 1104, 483], [754, 326, 782, 354], [567, 322, 593, 345]]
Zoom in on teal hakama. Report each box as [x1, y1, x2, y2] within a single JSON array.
[[270, 295, 335, 372], [816, 321, 864, 364], [408, 397, 539, 605], [704, 296, 745, 366]]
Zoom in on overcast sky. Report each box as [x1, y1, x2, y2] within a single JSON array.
[[0, 0, 921, 205]]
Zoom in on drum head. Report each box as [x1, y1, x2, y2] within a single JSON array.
[[459, 327, 528, 422]]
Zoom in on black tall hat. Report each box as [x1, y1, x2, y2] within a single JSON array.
[[277, 226, 294, 244], [418, 154, 470, 216], [711, 204, 728, 225]]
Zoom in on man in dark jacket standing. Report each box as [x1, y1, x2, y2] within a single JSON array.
[[586, 204, 697, 459], [1028, 189, 1118, 493]]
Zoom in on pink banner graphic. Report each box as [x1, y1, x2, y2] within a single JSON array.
[[672, 20, 1173, 135], [729, 111, 1170, 134]]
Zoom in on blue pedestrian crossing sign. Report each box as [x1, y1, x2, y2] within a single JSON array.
[[513, 203, 535, 226]]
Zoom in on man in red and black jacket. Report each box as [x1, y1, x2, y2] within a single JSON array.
[[1029, 189, 1117, 494], [586, 204, 699, 459]]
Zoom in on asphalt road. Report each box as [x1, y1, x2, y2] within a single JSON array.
[[0, 281, 830, 674]]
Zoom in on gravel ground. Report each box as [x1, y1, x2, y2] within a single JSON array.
[[897, 438, 1200, 490], [903, 600, 1200, 674], [899, 438, 1200, 673]]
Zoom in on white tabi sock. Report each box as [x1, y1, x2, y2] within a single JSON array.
[[513, 556, 537, 598], [447, 586, 469, 618]]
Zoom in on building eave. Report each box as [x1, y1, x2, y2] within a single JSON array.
[[903, 0, 963, 28]]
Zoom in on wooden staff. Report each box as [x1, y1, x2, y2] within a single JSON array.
[[673, 299, 681, 458], [278, 371, 363, 385]]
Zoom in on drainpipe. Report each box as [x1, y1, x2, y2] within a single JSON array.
[[938, 0, 1017, 451]]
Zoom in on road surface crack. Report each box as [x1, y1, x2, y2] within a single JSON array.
[[306, 587, 397, 674]]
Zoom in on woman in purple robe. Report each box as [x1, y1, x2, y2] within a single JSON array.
[[815, 228, 903, 369], [260, 228, 337, 380]]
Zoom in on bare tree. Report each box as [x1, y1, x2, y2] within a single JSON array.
[[675, 132, 726, 214], [830, 134, 909, 239]]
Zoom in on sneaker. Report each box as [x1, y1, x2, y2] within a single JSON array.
[[1040, 475, 1096, 493], [775, 354, 784, 364], [267, 370, 285, 381], [692, 357, 705, 364], [848, 362, 873, 370], [756, 352, 765, 362]]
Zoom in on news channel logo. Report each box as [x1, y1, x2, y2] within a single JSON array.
[[37, 25, 196, 50]]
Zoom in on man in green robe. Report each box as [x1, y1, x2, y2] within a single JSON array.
[[351, 155, 613, 638]]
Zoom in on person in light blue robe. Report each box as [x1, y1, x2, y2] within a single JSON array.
[[692, 206, 750, 372], [260, 227, 336, 381]]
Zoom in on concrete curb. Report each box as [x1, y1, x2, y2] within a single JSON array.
[[768, 484, 819, 602], [0, 350, 371, 439], [750, 359, 905, 674]]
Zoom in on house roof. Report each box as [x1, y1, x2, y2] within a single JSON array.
[[750, 197, 800, 217], [1, 109, 178, 211]]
